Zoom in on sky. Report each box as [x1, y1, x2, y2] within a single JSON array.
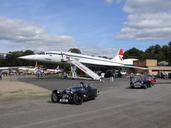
[[0, 0, 171, 57]]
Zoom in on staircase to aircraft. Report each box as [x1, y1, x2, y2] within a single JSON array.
[[69, 58, 101, 80]]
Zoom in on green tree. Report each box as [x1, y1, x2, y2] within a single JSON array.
[[23, 50, 34, 55], [168, 41, 171, 47], [0, 50, 34, 67], [145, 45, 165, 61], [124, 47, 144, 59], [161, 45, 169, 60], [168, 42, 171, 65], [68, 48, 81, 54]]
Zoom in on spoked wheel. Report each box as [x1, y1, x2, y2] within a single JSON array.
[[73, 93, 83, 105], [51, 90, 59, 103]]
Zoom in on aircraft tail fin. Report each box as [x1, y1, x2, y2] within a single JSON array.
[[111, 48, 124, 63], [56, 66, 59, 70], [118, 48, 124, 59]]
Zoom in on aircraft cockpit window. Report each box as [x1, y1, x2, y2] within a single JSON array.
[[35, 52, 60, 55], [37, 52, 45, 55], [45, 53, 60, 55]]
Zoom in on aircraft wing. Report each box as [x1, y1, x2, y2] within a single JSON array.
[[0, 67, 9, 70], [122, 65, 148, 70]]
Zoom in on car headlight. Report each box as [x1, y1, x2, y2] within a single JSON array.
[[57, 90, 61, 93], [66, 90, 70, 93]]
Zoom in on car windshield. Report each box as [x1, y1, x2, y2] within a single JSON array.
[[69, 85, 84, 90], [132, 76, 143, 81]]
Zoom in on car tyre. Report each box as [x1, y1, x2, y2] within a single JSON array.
[[130, 86, 134, 89], [73, 93, 83, 105], [149, 83, 152, 87], [51, 90, 59, 103], [143, 85, 147, 89]]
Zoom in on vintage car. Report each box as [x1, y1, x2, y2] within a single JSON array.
[[130, 75, 152, 89], [51, 82, 98, 105], [145, 75, 157, 86]]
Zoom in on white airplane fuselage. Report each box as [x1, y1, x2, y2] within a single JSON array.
[[19, 51, 125, 67], [18, 50, 146, 80]]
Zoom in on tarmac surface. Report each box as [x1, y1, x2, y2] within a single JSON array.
[[0, 77, 171, 128]]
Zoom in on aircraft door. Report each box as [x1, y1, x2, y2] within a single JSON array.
[[61, 53, 70, 62]]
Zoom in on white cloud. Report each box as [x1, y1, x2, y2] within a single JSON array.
[[104, 0, 122, 4], [124, 0, 171, 13], [0, 17, 75, 50], [116, 0, 171, 40], [105, 0, 115, 4], [81, 47, 115, 58]]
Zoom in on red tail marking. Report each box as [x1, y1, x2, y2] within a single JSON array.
[[118, 49, 124, 59]]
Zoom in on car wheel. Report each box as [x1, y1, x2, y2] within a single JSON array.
[[143, 85, 147, 89], [51, 90, 59, 103], [130, 86, 134, 89], [73, 93, 83, 105], [147, 82, 152, 87], [149, 83, 152, 87]]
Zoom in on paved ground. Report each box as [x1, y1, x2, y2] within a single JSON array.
[[0, 77, 171, 128], [18, 77, 130, 91]]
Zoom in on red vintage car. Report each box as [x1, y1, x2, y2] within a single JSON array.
[[145, 75, 157, 86]]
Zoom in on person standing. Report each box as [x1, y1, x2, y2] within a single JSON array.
[[0, 73, 2, 80], [63, 72, 68, 79], [130, 72, 134, 81], [110, 72, 114, 82]]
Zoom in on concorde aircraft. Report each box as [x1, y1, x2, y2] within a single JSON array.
[[19, 49, 145, 80], [19, 49, 128, 66]]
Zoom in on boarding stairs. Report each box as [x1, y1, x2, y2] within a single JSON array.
[[61, 53, 101, 80], [69, 58, 101, 80]]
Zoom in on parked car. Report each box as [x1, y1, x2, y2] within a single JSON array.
[[130, 75, 152, 89], [159, 72, 168, 79], [145, 75, 157, 86], [51, 82, 98, 105]]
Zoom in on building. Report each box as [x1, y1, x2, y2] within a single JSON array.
[[133, 59, 171, 76]]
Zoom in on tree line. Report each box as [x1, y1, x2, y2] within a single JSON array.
[[0, 50, 34, 67], [0, 42, 171, 67], [124, 42, 171, 65]]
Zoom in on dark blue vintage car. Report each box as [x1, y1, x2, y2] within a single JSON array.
[[130, 75, 151, 89], [51, 82, 98, 105]]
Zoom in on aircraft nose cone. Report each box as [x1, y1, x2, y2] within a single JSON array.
[[18, 55, 36, 60]]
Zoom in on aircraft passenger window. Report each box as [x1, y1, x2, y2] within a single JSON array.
[[38, 52, 45, 55], [47, 53, 55, 55]]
